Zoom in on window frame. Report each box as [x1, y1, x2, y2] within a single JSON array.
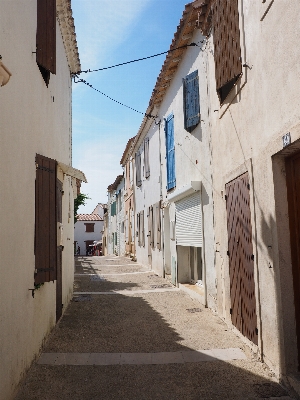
[[85, 223, 95, 233]]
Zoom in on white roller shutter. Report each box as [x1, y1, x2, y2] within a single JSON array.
[[175, 191, 202, 247]]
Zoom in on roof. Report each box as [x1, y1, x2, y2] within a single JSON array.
[[132, 0, 209, 152], [107, 174, 124, 192], [120, 136, 136, 166], [77, 214, 103, 221], [91, 203, 107, 214], [57, 0, 81, 74]]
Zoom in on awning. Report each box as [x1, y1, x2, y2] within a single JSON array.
[[58, 162, 87, 183]]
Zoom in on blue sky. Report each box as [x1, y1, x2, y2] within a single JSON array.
[[72, 0, 188, 213]]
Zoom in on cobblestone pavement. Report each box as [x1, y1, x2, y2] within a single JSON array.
[[16, 256, 296, 400]]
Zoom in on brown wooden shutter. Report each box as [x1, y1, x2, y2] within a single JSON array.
[[85, 223, 95, 232], [35, 154, 57, 284], [212, 0, 242, 102], [56, 179, 63, 321], [36, 0, 56, 74], [156, 202, 161, 250], [141, 210, 145, 247]]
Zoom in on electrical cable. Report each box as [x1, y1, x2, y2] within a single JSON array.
[[78, 42, 201, 74], [73, 39, 207, 118], [73, 75, 157, 119]]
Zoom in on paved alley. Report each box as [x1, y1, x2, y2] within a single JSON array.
[[16, 256, 294, 400]]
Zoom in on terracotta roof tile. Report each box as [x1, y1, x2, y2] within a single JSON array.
[[77, 214, 103, 221]]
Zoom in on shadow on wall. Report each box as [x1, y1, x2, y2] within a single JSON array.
[[16, 258, 292, 400]]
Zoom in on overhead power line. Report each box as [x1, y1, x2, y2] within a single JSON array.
[[73, 76, 157, 119], [77, 42, 200, 74]]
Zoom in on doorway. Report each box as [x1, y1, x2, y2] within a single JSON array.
[[286, 152, 300, 368], [225, 172, 258, 345]]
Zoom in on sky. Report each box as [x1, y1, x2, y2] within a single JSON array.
[[71, 0, 188, 213]]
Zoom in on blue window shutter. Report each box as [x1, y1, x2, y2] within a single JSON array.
[[183, 70, 200, 132], [165, 114, 176, 191]]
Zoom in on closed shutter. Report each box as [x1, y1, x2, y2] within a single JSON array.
[[35, 154, 57, 284], [212, 0, 242, 103], [150, 206, 154, 247], [183, 70, 200, 133], [135, 152, 142, 186], [56, 179, 63, 322], [144, 138, 150, 178], [147, 207, 152, 256], [125, 214, 129, 243], [156, 202, 161, 250], [165, 114, 176, 191], [137, 212, 140, 246], [175, 192, 202, 247], [131, 210, 135, 242], [36, 0, 56, 74], [111, 201, 116, 217], [140, 210, 145, 247]]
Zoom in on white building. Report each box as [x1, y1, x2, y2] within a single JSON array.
[[131, 3, 215, 305], [106, 175, 124, 255], [74, 214, 104, 255], [130, 0, 300, 391], [0, 1, 84, 398]]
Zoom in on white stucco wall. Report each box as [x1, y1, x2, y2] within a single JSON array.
[[0, 3, 77, 398], [74, 220, 104, 255], [138, 28, 216, 305], [116, 180, 125, 256], [134, 122, 164, 274]]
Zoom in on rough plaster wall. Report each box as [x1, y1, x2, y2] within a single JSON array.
[[0, 2, 75, 398], [208, 0, 300, 376]]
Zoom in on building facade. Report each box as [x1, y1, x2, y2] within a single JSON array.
[[0, 1, 84, 398]]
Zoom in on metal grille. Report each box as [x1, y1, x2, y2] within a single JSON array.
[[212, 0, 242, 97], [225, 172, 258, 345]]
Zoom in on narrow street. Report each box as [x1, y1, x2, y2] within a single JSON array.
[[16, 256, 293, 400]]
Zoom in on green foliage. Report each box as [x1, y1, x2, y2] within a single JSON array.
[[74, 193, 90, 223]]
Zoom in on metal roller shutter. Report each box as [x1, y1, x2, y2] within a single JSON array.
[[175, 191, 202, 247]]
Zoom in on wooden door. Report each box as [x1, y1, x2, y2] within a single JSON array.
[[56, 179, 63, 322], [286, 152, 300, 368], [225, 172, 258, 345], [147, 206, 152, 266]]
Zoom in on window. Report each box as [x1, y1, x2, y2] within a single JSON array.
[[135, 152, 142, 186], [85, 223, 94, 232], [36, 0, 56, 86], [165, 113, 176, 191], [137, 210, 145, 247], [144, 138, 150, 178], [111, 201, 116, 216], [183, 70, 200, 132], [212, 0, 242, 104], [35, 154, 58, 284]]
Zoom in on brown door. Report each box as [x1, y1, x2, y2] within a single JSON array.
[[147, 206, 152, 266], [56, 179, 63, 322], [225, 172, 258, 345], [286, 152, 300, 368]]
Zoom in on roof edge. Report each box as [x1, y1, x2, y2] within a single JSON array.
[[57, 0, 81, 74]]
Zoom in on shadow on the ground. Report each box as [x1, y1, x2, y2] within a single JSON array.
[[15, 258, 295, 400]]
